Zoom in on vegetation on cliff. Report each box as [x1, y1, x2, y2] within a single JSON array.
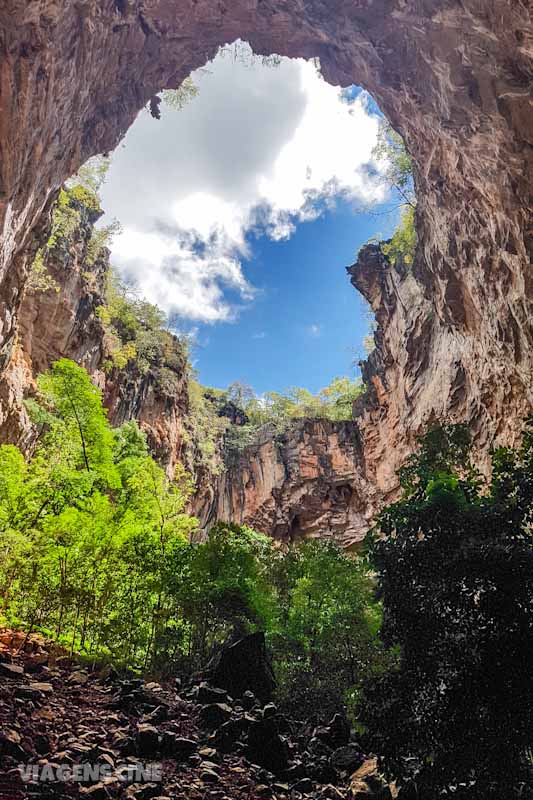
[[192, 377, 363, 461], [25, 159, 363, 479], [360, 119, 416, 270], [29, 157, 120, 294], [2, 358, 533, 798], [96, 271, 189, 383], [361, 424, 533, 799], [0, 359, 383, 718]]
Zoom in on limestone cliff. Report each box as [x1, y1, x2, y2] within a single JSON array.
[[0, 198, 108, 447], [193, 419, 380, 549], [0, 1, 532, 544], [0, 197, 190, 473]]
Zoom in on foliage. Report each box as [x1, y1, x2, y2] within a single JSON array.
[[219, 377, 363, 456], [372, 119, 415, 207], [97, 271, 188, 377], [267, 541, 392, 723], [162, 78, 199, 110], [31, 358, 118, 481], [369, 118, 417, 268], [0, 364, 383, 713], [381, 205, 416, 267], [68, 155, 111, 196], [86, 219, 122, 266], [217, 40, 283, 69], [360, 423, 533, 799], [362, 334, 375, 355], [155, 522, 275, 674], [185, 376, 362, 467], [184, 379, 228, 474], [29, 157, 120, 292], [2, 360, 197, 667], [27, 251, 60, 294]]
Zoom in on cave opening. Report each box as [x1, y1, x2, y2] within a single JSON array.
[[57, 40, 413, 405], [2, 8, 532, 794], [2, 3, 526, 553]]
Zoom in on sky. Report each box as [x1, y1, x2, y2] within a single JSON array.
[[100, 43, 398, 395]]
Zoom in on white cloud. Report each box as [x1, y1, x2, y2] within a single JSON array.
[[252, 332, 267, 340], [100, 43, 384, 323], [308, 324, 322, 337]]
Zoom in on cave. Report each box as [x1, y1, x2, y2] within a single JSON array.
[[1, 7, 533, 794], [1, 1, 532, 526], [2, 0, 532, 433]]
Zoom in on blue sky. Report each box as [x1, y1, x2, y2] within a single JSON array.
[[187, 198, 396, 394], [100, 43, 397, 395]]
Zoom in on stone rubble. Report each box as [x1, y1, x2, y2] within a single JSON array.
[[0, 629, 394, 799]]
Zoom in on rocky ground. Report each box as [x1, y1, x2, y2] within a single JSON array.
[[0, 630, 394, 800]]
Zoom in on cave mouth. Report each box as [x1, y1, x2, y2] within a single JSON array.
[[81, 40, 406, 399]]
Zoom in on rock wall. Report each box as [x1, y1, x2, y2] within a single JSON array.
[[194, 419, 381, 549], [1, 1, 533, 542], [103, 361, 189, 471], [0, 198, 190, 472], [0, 199, 108, 447]]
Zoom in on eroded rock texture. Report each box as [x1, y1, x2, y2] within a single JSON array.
[[194, 420, 380, 549], [0, 200, 189, 472], [1, 1, 532, 541]]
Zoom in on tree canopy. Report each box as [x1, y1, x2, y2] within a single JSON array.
[[361, 423, 533, 799]]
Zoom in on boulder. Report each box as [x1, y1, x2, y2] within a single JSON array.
[[290, 778, 313, 794], [316, 785, 345, 800], [197, 681, 229, 705], [68, 670, 89, 685], [0, 729, 26, 759], [211, 716, 249, 752], [286, 762, 306, 783], [308, 737, 333, 759], [262, 703, 277, 719], [313, 714, 350, 749], [241, 690, 257, 710], [246, 717, 288, 775], [28, 682, 53, 693], [205, 633, 275, 702], [0, 662, 24, 678], [331, 744, 364, 773], [327, 714, 351, 747], [396, 782, 418, 799], [126, 784, 161, 800], [308, 758, 337, 784], [80, 784, 110, 799], [349, 759, 392, 799], [136, 724, 160, 756], [199, 702, 233, 729], [160, 733, 197, 759], [200, 768, 220, 784]]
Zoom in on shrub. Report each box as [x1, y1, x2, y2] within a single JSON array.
[[360, 423, 533, 799]]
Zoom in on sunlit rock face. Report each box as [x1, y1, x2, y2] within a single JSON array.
[[193, 419, 381, 549], [0, 203, 190, 473], [1, 1, 532, 540]]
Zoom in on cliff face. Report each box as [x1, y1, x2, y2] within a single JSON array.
[[194, 420, 379, 549], [1, 1, 532, 543], [0, 200, 108, 447], [103, 361, 189, 471], [0, 200, 189, 472]]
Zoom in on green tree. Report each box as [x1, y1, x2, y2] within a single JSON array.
[[268, 541, 388, 722], [29, 358, 118, 483], [369, 118, 417, 268], [372, 119, 415, 209], [162, 78, 199, 110], [130, 522, 275, 675], [361, 424, 533, 799], [1, 360, 198, 667]]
